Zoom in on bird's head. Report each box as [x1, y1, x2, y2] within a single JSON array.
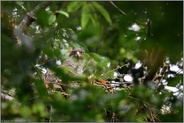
[[69, 48, 85, 59]]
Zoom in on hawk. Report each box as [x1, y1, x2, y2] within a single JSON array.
[[42, 48, 86, 95], [60, 48, 85, 75]]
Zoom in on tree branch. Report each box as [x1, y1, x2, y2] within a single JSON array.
[[18, 2, 52, 32], [13, 2, 52, 47]]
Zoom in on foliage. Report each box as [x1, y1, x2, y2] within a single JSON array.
[[1, 1, 183, 122]]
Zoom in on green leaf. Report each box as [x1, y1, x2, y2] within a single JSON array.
[[34, 79, 48, 98], [36, 10, 50, 27], [92, 2, 112, 24], [167, 74, 182, 86], [105, 70, 114, 79], [16, 1, 24, 6], [55, 10, 69, 18], [81, 3, 90, 29], [50, 67, 87, 83], [20, 106, 32, 118], [48, 14, 56, 25], [88, 4, 99, 27], [32, 103, 47, 117], [67, 1, 83, 13], [89, 53, 111, 74]]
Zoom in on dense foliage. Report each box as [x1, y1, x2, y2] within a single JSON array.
[[1, 1, 183, 122]]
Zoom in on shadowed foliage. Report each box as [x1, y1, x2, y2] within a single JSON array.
[[1, 1, 183, 122]]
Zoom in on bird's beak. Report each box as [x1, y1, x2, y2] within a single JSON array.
[[76, 51, 81, 57]]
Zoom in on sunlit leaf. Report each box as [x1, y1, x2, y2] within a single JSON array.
[[67, 1, 83, 13], [92, 2, 112, 24], [88, 4, 99, 27], [20, 106, 32, 118], [55, 10, 69, 18], [32, 103, 47, 117], [48, 14, 56, 25], [16, 1, 24, 6], [81, 3, 90, 29]]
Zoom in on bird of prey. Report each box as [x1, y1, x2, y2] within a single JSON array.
[[60, 48, 85, 75], [42, 48, 86, 95]]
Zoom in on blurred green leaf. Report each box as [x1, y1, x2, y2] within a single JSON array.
[[92, 2, 112, 24], [55, 10, 69, 18], [16, 1, 24, 6], [81, 3, 90, 29], [167, 74, 182, 87], [48, 14, 56, 25], [67, 1, 83, 13], [1, 1, 183, 122], [88, 4, 99, 27], [33, 78, 48, 99], [20, 106, 32, 118], [32, 103, 47, 117], [105, 70, 114, 79], [36, 10, 50, 27]]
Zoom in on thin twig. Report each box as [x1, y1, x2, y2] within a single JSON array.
[[113, 63, 129, 71], [109, 1, 127, 16]]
